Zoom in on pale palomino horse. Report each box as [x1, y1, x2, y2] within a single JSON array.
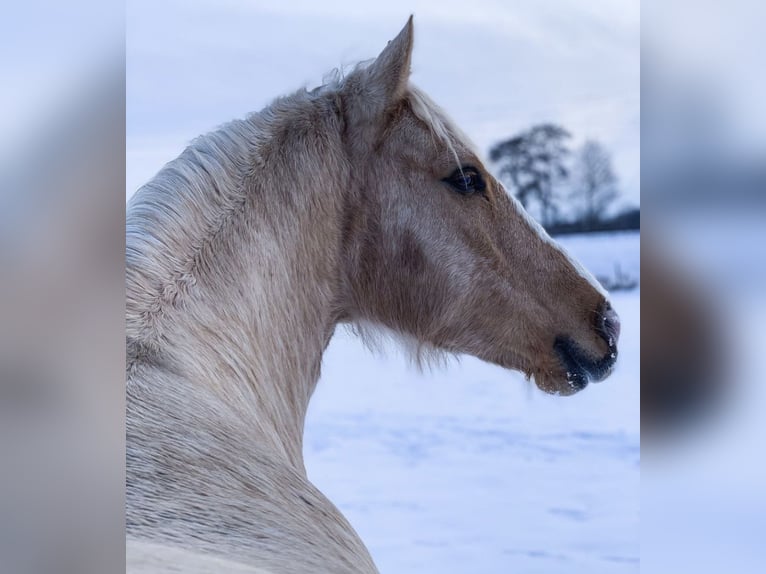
[[126, 18, 620, 574]]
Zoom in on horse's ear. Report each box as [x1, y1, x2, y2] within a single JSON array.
[[355, 16, 414, 112]]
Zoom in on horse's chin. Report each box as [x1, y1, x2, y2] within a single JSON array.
[[487, 355, 588, 396], [533, 370, 590, 397]]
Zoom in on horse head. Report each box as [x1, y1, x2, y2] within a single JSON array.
[[336, 18, 619, 395]]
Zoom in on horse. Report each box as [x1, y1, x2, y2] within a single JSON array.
[[126, 17, 620, 574]]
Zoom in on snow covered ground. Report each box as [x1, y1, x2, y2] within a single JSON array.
[[304, 231, 640, 573]]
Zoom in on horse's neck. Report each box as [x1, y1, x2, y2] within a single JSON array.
[[127, 109, 348, 469], [170, 224, 338, 468]]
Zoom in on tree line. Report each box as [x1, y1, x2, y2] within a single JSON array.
[[489, 124, 639, 235]]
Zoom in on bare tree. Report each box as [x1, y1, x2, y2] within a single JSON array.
[[489, 124, 571, 227], [571, 140, 619, 228]]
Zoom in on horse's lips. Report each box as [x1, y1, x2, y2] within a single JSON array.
[[554, 336, 618, 392]]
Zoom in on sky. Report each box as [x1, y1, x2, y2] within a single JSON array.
[[127, 0, 640, 206]]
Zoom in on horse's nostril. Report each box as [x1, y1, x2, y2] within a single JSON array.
[[600, 303, 621, 347]]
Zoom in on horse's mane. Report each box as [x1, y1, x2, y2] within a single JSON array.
[[126, 81, 342, 342], [126, 115, 258, 341]]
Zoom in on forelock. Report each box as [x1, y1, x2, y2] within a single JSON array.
[[406, 85, 478, 168]]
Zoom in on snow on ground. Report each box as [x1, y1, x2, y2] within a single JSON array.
[[304, 231, 640, 573]]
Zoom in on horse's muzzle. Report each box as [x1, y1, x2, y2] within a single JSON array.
[[555, 302, 620, 391]]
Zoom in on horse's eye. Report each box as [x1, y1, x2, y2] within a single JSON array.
[[443, 167, 486, 195]]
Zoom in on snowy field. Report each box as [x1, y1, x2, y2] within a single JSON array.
[[304, 231, 640, 574]]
